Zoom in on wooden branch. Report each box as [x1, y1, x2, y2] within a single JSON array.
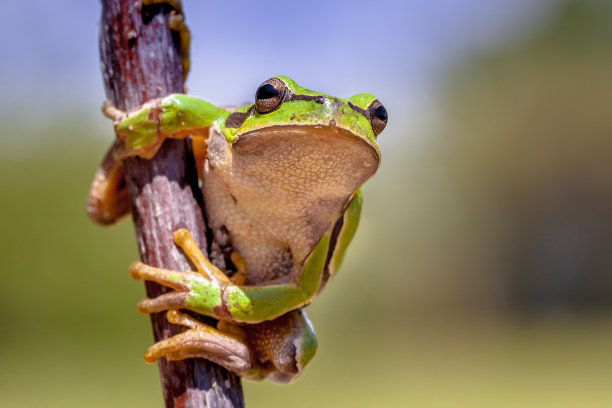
[[98, 1, 244, 406]]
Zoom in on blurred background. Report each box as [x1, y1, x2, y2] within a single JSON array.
[[1, 0, 611, 406]]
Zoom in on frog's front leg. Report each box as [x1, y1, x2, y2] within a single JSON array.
[[87, 96, 227, 224], [128, 229, 231, 318], [130, 229, 330, 323], [107, 95, 226, 160]]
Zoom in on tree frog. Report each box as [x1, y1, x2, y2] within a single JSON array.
[[87, 75, 386, 383]]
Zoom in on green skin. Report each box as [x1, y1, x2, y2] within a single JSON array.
[[94, 75, 385, 382]]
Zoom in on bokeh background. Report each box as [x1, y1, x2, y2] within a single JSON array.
[[1, 0, 611, 406]]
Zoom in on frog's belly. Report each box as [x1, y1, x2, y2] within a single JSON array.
[[202, 167, 299, 284], [200, 124, 376, 284]]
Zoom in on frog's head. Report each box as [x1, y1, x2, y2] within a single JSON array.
[[223, 76, 386, 197], [226, 76, 385, 156]]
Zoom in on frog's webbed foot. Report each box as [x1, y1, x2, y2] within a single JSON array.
[[145, 309, 254, 376], [142, 0, 190, 82]]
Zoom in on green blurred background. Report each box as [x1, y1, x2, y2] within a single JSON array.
[[1, 0, 612, 406]]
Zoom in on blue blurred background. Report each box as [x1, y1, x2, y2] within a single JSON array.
[[1, 0, 611, 406]]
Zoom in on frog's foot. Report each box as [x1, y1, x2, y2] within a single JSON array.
[[128, 263, 223, 316], [142, 0, 190, 82], [86, 141, 130, 225], [145, 309, 254, 376], [146, 309, 318, 383], [245, 310, 318, 383], [129, 229, 234, 317], [86, 102, 132, 225]]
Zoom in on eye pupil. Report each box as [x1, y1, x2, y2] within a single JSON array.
[[255, 78, 287, 113], [373, 105, 387, 122], [368, 100, 387, 136], [256, 84, 279, 100]]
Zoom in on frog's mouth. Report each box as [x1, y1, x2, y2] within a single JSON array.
[[232, 125, 380, 196]]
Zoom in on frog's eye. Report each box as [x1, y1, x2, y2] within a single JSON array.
[[368, 100, 387, 136], [255, 78, 287, 113]]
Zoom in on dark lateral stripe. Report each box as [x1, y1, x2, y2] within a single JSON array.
[[318, 214, 344, 293], [225, 111, 247, 128], [288, 92, 328, 104], [287, 91, 372, 123], [348, 101, 370, 121]]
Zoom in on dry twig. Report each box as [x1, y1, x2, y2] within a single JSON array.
[[98, 1, 245, 406]]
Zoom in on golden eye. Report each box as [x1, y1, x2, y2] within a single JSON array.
[[368, 100, 387, 137], [255, 78, 287, 113]]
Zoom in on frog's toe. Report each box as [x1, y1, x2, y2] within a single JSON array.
[[144, 312, 253, 376], [129, 262, 192, 291], [136, 292, 189, 314], [129, 260, 229, 318], [173, 229, 232, 285], [101, 100, 125, 121], [129, 262, 199, 313]]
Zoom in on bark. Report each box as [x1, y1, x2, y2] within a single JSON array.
[[98, 1, 244, 406]]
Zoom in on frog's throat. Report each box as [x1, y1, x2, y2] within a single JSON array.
[[231, 125, 380, 200], [234, 125, 380, 165]]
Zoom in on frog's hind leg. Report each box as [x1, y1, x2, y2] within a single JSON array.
[[145, 309, 254, 376], [86, 141, 130, 225], [247, 310, 318, 383], [148, 309, 319, 382]]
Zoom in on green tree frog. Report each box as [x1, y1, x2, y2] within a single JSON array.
[[87, 75, 386, 382]]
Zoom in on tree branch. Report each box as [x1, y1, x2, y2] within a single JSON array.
[[98, 1, 244, 406]]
